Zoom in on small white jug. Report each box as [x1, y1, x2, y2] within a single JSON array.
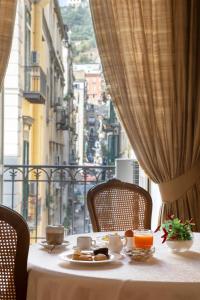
[[108, 233, 123, 253]]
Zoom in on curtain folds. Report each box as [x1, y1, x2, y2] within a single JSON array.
[[0, 0, 17, 88], [90, 0, 200, 229]]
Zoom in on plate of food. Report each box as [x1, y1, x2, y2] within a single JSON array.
[[60, 247, 115, 264]]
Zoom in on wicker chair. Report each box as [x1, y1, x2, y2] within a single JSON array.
[[0, 205, 30, 300], [87, 179, 152, 232]]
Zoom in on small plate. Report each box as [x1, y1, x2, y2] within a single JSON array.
[[126, 247, 155, 261], [60, 252, 115, 264], [39, 240, 70, 250]]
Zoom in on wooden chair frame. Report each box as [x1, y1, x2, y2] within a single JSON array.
[[87, 178, 152, 232], [0, 205, 30, 300]]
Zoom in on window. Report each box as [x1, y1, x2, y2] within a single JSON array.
[[23, 140, 29, 165], [50, 66, 54, 106], [22, 132, 30, 219], [24, 8, 31, 91], [25, 9, 31, 66]]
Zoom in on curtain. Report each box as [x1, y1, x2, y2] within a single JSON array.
[[0, 0, 17, 88], [90, 0, 200, 230]]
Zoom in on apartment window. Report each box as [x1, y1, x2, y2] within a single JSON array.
[[22, 116, 33, 164], [46, 85, 50, 122], [22, 139, 29, 219], [24, 8, 31, 91], [25, 9, 31, 66], [53, 75, 57, 106], [22, 120, 31, 220], [74, 83, 80, 89], [50, 66, 53, 106], [23, 140, 29, 165]]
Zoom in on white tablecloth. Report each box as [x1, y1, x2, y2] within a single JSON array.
[[27, 232, 200, 300]]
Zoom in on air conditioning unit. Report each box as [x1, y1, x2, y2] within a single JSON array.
[[133, 160, 139, 185], [115, 158, 139, 184], [139, 167, 149, 190], [29, 182, 37, 196], [31, 51, 39, 65]]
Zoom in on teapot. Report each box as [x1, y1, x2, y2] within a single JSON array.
[[108, 233, 123, 253]]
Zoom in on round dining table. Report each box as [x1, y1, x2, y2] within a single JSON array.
[[27, 232, 200, 300]]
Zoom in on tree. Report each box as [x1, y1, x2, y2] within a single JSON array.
[[61, 3, 97, 63]]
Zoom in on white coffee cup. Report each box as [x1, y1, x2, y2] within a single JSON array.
[[46, 225, 64, 245], [77, 236, 96, 250]]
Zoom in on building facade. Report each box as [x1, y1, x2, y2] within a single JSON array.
[[73, 79, 87, 165], [3, 0, 73, 236], [85, 72, 102, 105], [4, 0, 30, 212]]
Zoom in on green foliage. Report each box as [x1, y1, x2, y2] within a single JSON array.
[[45, 193, 54, 208], [161, 216, 194, 241], [61, 4, 97, 63], [61, 5, 94, 41], [75, 53, 92, 63], [101, 142, 108, 158]]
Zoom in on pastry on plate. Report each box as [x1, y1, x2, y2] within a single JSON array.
[[94, 253, 108, 261], [72, 249, 81, 260], [78, 254, 93, 261], [93, 247, 109, 257]]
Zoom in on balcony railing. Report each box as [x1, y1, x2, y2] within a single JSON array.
[[3, 165, 115, 240], [24, 66, 47, 104]]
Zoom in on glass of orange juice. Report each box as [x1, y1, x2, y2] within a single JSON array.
[[134, 230, 153, 249]]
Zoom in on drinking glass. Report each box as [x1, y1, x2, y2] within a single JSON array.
[[134, 229, 153, 249], [46, 225, 64, 245]]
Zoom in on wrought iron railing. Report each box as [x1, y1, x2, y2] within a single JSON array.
[[3, 165, 115, 240]]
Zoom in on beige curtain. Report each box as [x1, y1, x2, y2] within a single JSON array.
[[90, 0, 200, 230], [0, 0, 17, 88]]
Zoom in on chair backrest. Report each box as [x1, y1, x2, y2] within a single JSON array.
[[0, 205, 30, 300], [87, 179, 152, 232]]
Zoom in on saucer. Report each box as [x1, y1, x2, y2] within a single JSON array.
[[126, 247, 155, 261], [39, 240, 69, 250]]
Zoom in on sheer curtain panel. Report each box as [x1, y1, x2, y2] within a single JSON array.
[[90, 0, 200, 229]]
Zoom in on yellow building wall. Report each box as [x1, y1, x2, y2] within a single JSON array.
[[22, 0, 49, 166], [22, 0, 65, 239], [22, 1, 51, 238]]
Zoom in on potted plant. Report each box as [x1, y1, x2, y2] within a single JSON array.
[[155, 215, 195, 252]]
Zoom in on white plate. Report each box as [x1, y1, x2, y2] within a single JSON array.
[[60, 252, 115, 264], [39, 240, 70, 250]]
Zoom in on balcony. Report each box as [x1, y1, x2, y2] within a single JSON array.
[[102, 121, 120, 134], [3, 164, 115, 241], [55, 106, 69, 130], [24, 65, 47, 104]]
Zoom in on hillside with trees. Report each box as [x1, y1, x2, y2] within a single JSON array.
[[61, 3, 99, 63]]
